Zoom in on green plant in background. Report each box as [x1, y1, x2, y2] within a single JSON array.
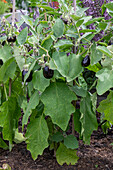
[[0, 1, 8, 15]]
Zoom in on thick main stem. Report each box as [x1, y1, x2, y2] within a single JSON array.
[[72, 0, 77, 136]]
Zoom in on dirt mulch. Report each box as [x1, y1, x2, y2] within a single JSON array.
[[0, 127, 113, 170]]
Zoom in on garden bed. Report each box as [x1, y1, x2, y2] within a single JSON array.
[[0, 127, 113, 170]]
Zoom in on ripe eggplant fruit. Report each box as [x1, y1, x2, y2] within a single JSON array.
[[82, 55, 90, 67], [43, 66, 54, 79], [0, 59, 3, 65]]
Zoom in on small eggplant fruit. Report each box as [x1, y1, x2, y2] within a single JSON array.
[[82, 55, 90, 67], [43, 66, 54, 79]]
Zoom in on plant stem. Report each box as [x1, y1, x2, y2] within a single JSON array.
[[8, 78, 12, 99], [4, 85, 8, 101], [12, 0, 15, 27]]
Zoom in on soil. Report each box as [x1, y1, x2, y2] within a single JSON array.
[[0, 94, 113, 170], [0, 127, 113, 170]]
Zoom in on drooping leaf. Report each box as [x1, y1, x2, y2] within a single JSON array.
[[80, 93, 98, 144], [41, 82, 77, 131], [97, 46, 112, 58], [64, 135, 78, 149], [54, 39, 73, 49], [51, 132, 64, 142], [0, 97, 21, 143], [32, 69, 50, 92], [73, 109, 81, 134], [0, 137, 8, 149], [97, 92, 113, 125], [22, 90, 39, 127], [56, 143, 79, 165], [90, 42, 102, 65], [25, 116, 49, 160], [96, 68, 113, 95], [52, 52, 83, 82], [0, 57, 16, 82], [53, 18, 64, 38], [0, 45, 12, 63], [14, 129, 25, 144], [17, 27, 28, 45], [14, 46, 25, 71], [70, 86, 87, 97]]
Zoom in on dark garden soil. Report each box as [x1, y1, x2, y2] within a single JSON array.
[[0, 94, 113, 170], [0, 127, 113, 170]]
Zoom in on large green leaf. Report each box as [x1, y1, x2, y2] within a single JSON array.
[[32, 69, 50, 92], [0, 97, 21, 143], [52, 52, 83, 82], [97, 92, 113, 125], [80, 93, 98, 144], [22, 90, 39, 127], [53, 18, 64, 38], [97, 46, 113, 58], [0, 58, 16, 82], [25, 116, 49, 160], [90, 42, 102, 65], [56, 143, 79, 165], [64, 135, 78, 149], [17, 27, 28, 45], [0, 45, 12, 63], [14, 46, 25, 71], [96, 68, 113, 95], [41, 82, 77, 131], [54, 39, 73, 49]]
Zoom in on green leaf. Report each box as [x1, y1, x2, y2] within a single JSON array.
[[90, 43, 102, 65], [0, 45, 12, 63], [80, 93, 98, 144], [85, 17, 104, 26], [56, 143, 79, 165], [14, 129, 25, 144], [41, 82, 77, 131], [105, 2, 113, 11], [25, 116, 49, 160], [0, 137, 8, 149], [96, 68, 113, 95], [52, 52, 83, 82], [97, 46, 112, 58], [17, 27, 28, 45], [38, 5, 55, 11], [53, 18, 64, 38], [64, 135, 78, 149], [54, 39, 73, 49], [24, 60, 36, 83], [0, 57, 16, 82], [98, 22, 107, 30], [32, 69, 50, 92], [86, 63, 102, 72], [22, 90, 39, 127], [21, 15, 33, 28], [97, 92, 113, 125], [14, 46, 25, 71], [70, 86, 87, 97], [51, 132, 64, 142], [73, 109, 81, 134], [0, 97, 21, 143]]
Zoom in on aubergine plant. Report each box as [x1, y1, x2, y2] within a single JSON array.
[[0, 0, 113, 165]]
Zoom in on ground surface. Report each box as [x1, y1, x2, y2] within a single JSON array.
[[0, 127, 113, 170]]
